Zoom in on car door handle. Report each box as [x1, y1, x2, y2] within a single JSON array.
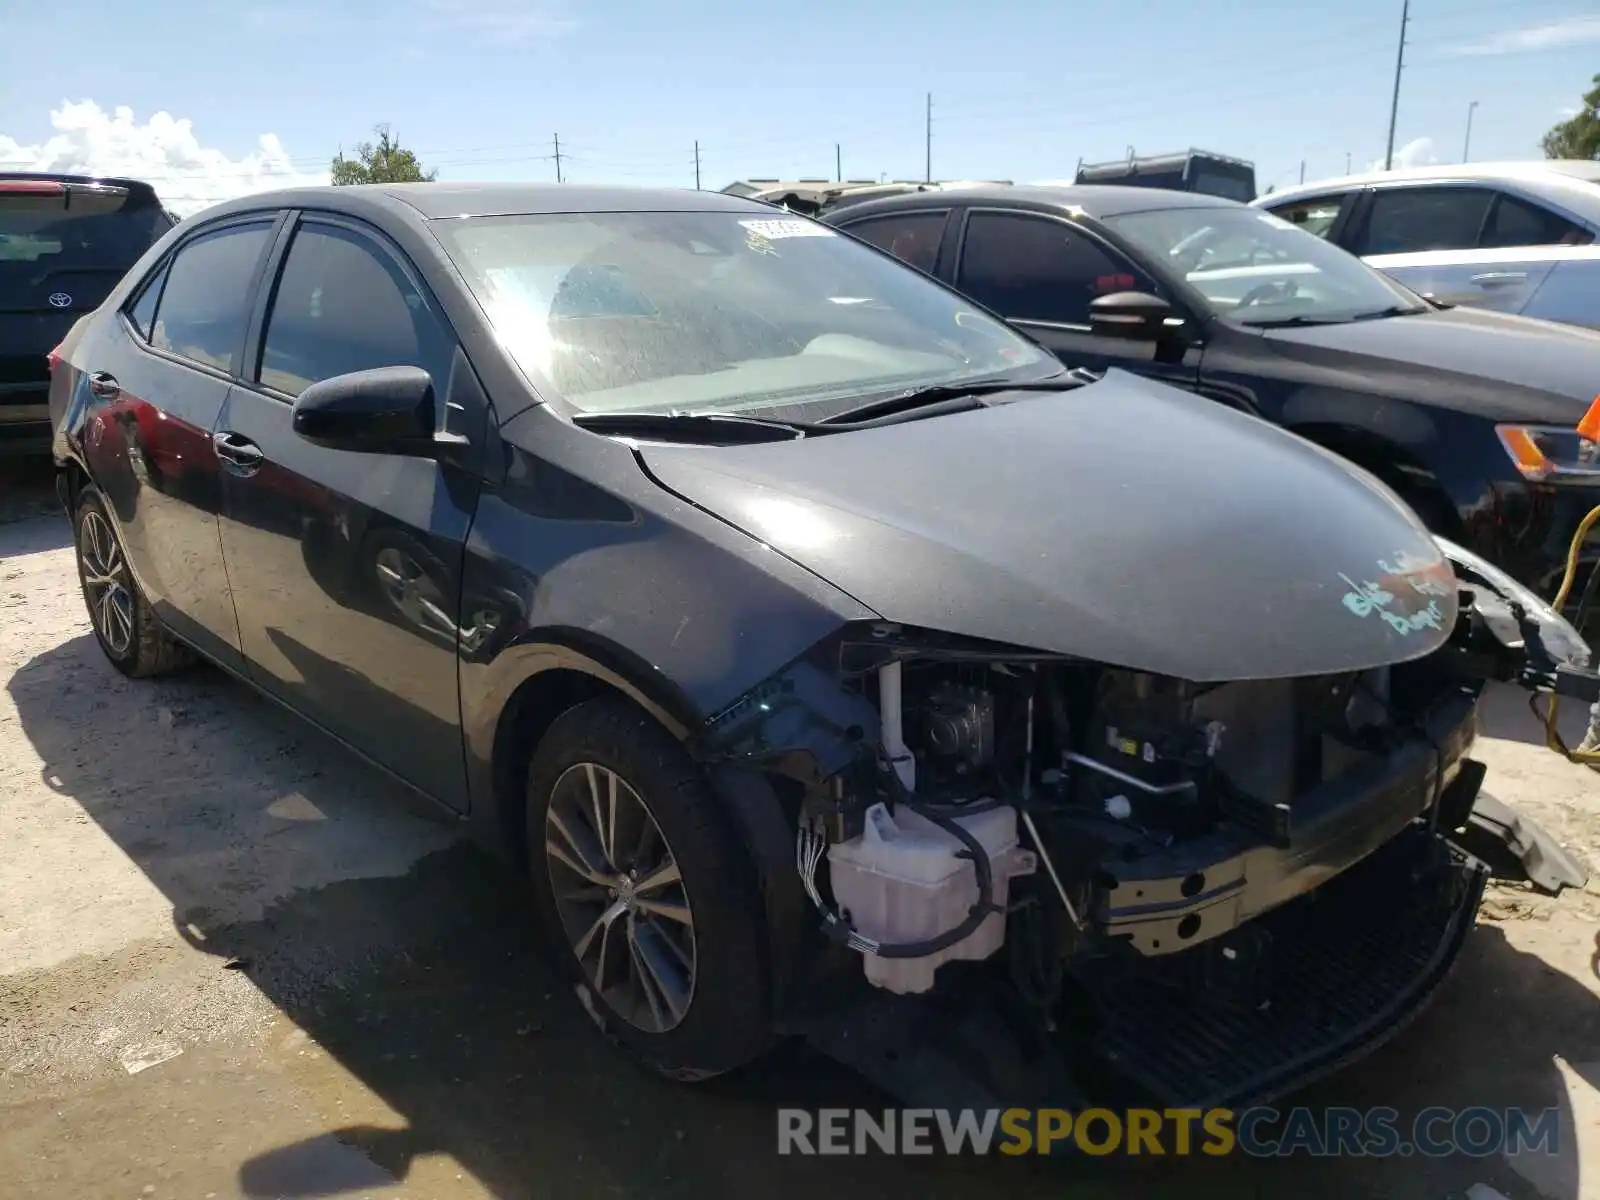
[[212, 431, 264, 469], [87, 371, 120, 399], [1470, 271, 1529, 286]]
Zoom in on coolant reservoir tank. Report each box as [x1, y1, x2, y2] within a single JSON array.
[[827, 802, 1034, 994]]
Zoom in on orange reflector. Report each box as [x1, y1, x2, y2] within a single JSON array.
[[1579, 395, 1600, 444], [1500, 427, 1549, 478]]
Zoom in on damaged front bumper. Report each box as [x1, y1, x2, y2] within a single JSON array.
[[1095, 686, 1480, 956], [1083, 830, 1487, 1109], [799, 829, 1489, 1113]]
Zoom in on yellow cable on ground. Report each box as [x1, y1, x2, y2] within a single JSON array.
[[1532, 501, 1600, 764]]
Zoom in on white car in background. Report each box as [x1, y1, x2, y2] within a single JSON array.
[[1254, 161, 1600, 330]]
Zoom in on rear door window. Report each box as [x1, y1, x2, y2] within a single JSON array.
[[840, 212, 949, 273], [149, 223, 275, 372], [1352, 187, 1495, 256], [125, 264, 166, 341]]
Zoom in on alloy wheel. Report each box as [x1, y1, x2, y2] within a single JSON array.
[[544, 762, 697, 1033], [80, 509, 135, 657]]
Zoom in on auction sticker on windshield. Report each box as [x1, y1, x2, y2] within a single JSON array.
[[738, 219, 836, 240]]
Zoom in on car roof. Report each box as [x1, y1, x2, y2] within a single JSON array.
[[823, 183, 1244, 224], [1260, 161, 1600, 205], [0, 171, 164, 206], [196, 181, 772, 224]]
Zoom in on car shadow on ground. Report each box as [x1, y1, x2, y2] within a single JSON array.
[[0, 512, 71, 556], [7, 632, 1598, 1199], [0, 460, 62, 528]]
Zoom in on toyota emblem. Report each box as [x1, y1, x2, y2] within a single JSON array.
[[47, 292, 72, 309]]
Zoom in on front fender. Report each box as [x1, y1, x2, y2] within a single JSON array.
[[456, 438, 874, 830]]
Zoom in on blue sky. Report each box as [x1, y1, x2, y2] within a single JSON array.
[[0, 0, 1596, 212]]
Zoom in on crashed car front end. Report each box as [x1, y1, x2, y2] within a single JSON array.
[[690, 539, 1592, 1112]]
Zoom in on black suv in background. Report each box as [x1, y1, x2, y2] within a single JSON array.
[[1, 173, 175, 456]]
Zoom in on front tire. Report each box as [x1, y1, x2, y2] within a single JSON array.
[[525, 696, 772, 1080], [73, 484, 192, 678]]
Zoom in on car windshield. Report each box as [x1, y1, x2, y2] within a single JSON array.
[[429, 209, 1055, 417], [1102, 205, 1427, 326]]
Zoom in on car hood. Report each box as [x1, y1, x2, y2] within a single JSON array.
[[1259, 305, 1600, 424], [637, 369, 1458, 682]]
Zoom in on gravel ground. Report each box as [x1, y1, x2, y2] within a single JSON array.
[[2, 464, 1599, 1199]]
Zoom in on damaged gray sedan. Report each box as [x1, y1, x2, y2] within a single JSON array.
[[48, 183, 1594, 1113]]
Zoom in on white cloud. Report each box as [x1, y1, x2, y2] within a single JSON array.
[[422, 0, 578, 42], [0, 101, 326, 217], [1449, 14, 1600, 57], [1368, 137, 1438, 171]]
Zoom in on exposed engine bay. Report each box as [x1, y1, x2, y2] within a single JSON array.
[[699, 537, 1598, 1110], [804, 642, 1477, 970]]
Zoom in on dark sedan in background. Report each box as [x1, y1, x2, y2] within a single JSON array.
[[823, 185, 1600, 599], [1, 173, 175, 456]]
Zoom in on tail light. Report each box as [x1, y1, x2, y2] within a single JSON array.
[[46, 342, 64, 373]]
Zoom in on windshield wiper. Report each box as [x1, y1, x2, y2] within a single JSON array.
[[820, 370, 1093, 426], [1239, 314, 1350, 329], [572, 370, 1094, 442], [1348, 304, 1424, 321], [571, 410, 821, 443], [1245, 304, 1424, 329]]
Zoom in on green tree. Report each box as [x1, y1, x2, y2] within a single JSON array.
[[330, 125, 437, 185], [1542, 74, 1600, 160]]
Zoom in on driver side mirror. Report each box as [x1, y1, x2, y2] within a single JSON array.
[[292, 365, 442, 457], [1088, 291, 1180, 342]]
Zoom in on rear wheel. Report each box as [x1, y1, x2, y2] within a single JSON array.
[[525, 696, 772, 1080], [73, 485, 192, 677]]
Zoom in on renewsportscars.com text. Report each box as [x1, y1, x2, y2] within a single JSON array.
[[776, 1106, 1561, 1158]]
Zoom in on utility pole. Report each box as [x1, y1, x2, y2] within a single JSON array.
[[1383, 0, 1409, 171], [836, 143, 842, 182], [1463, 100, 1479, 162], [1299, 160, 1306, 184], [553, 133, 564, 183], [924, 93, 932, 184], [1346, 151, 1353, 174], [694, 140, 701, 190]]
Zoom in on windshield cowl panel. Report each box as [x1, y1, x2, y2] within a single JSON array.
[[1104, 207, 1428, 329], [428, 210, 1055, 422]]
